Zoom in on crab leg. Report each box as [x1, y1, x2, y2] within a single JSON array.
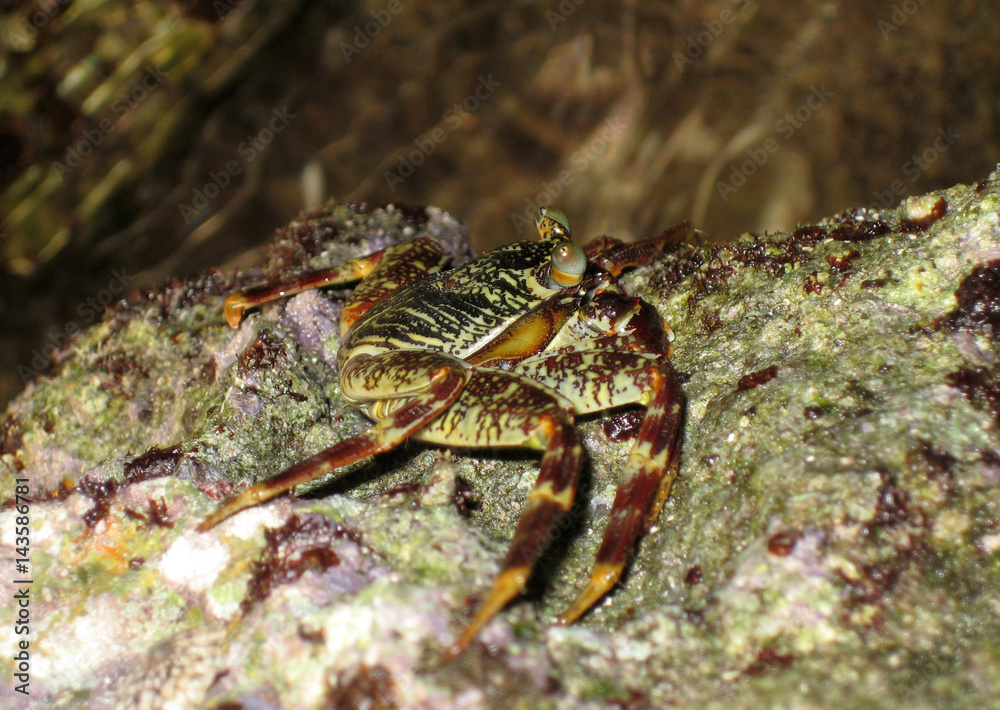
[[395, 369, 584, 659], [223, 237, 446, 328], [198, 353, 468, 531], [505, 289, 684, 626], [445, 412, 582, 658], [583, 221, 692, 276], [555, 357, 683, 625]]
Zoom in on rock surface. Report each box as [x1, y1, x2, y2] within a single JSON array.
[[4, 174, 1000, 708]]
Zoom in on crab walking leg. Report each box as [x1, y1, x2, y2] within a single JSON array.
[[445, 414, 583, 658], [511, 341, 685, 623], [401, 369, 584, 658], [555, 358, 683, 625], [224, 259, 374, 328], [583, 221, 692, 275], [224, 237, 446, 328], [198, 354, 469, 531]]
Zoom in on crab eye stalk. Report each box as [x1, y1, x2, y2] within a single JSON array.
[[536, 207, 571, 241], [548, 241, 587, 288]]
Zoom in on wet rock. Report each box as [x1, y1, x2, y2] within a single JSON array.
[[4, 174, 1000, 708]]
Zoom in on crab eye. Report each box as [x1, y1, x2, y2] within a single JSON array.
[[547, 241, 587, 288], [535, 207, 571, 241]]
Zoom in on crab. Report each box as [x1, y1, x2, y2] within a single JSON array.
[[199, 208, 686, 658]]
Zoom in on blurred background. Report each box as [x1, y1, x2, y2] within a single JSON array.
[[2, 0, 998, 408]]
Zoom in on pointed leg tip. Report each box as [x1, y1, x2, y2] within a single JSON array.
[[555, 566, 622, 626], [224, 308, 245, 328], [196, 510, 225, 533], [553, 602, 588, 627], [552, 613, 574, 627], [443, 622, 483, 663], [441, 641, 467, 663], [444, 565, 530, 661], [223, 296, 248, 328], [195, 517, 216, 533], [197, 499, 243, 532]]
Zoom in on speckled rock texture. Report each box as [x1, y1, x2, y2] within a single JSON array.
[[4, 174, 1000, 708]]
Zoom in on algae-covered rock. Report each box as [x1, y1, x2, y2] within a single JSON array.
[[4, 174, 1000, 708]]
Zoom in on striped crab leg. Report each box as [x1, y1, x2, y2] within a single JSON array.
[[223, 237, 447, 329], [555, 357, 683, 624], [197, 351, 469, 531]]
